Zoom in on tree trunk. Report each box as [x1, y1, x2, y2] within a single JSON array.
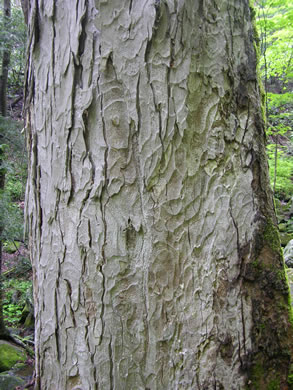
[[0, 0, 11, 117], [273, 134, 278, 196], [0, 147, 9, 338], [25, 1, 293, 389], [0, 241, 9, 338]]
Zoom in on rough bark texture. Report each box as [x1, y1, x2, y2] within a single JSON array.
[[25, 0, 293, 389]]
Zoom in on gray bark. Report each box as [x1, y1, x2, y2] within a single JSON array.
[[25, 0, 293, 389]]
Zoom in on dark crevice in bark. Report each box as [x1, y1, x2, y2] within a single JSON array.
[[31, 133, 43, 246], [240, 295, 247, 356], [51, 2, 56, 102], [54, 289, 60, 362], [37, 165, 43, 243], [98, 90, 109, 347], [128, 0, 133, 14], [98, 264, 106, 346], [227, 1, 234, 58], [88, 219, 92, 248], [237, 331, 244, 369], [64, 279, 76, 327], [243, 99, 251, 144], [33, 0, 40, 50], [75, 0, 88, 88], [229, 207, 244, 279], [135, 74, 141, 135], [109, 335, 114, 390], [82, 103, 96, 186], [132, 76, 151, 374], [66, 148, 74, 205]]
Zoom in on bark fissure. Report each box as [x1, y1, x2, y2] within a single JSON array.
[[97, 88, 109, 347], [227, 0, 234, 58], [132, 74, 152, 379], [54, 288, 60, 362], [240, 294, 247, 357], [129, 0, 133, 14], [109, 336, 114, 390], [229, 206, 244, 279]]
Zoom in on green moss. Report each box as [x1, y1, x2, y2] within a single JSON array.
[[0, 342, 26, 373], [251, 258, 263, 278], [268, 379, 280, 390], [263, 219, 282, 255], [252, 258, 263, 270], [284, 269, 293, 326], [249, 361, 264, 390], [258, 323, 266, 331], [252, 258, 259, 268], [0, 373, 25, 389], [248, 362, 282, 390], [288, 363, 293, 388]]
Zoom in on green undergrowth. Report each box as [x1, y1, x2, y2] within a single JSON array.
[[267, 145, 293, 200], [2, 279, 32, 327]]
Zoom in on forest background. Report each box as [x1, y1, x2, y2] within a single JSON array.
[[0, 0, 292, 379]]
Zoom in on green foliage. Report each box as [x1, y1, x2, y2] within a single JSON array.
[[2, 279, 32, 327], [256, 0, 293, 85], [0, 116, 24, 152], [3, 304, 22, 326], [3, 240, 20, 254], [5, 176, 23, 201], [267, 92, 293, 108], [255, 0, 293, 210], [0, 116, 26, 241], [0, 190, 23, 241], [267, 144, 293, 199], [0, 2, 27, 96], [267, 379, 280, 390]]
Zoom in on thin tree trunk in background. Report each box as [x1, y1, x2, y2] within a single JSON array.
[[20, 0, 28, 25], [0, 0, 11, 117], [0, 241, 6, 336], [0, 148, 8, 338], [25, 1, 293, 389], [273, 134, 278, 195]]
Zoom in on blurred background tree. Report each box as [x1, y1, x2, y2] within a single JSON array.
[[256, 0, 293, 246], [0, 0, 28, 339], [0, 0, 26, 118]]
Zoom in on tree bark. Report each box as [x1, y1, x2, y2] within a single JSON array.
[[20, 0, 29, 25], [0, 0, 11, 117], [0, 147, 9, 338], [25, 0, 293, 389]]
